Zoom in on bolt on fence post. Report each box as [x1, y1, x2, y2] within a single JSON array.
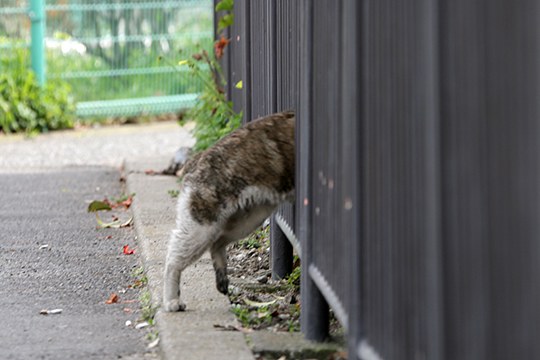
[[30, 0, 46, 86]]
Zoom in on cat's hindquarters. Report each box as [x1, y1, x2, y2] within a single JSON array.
[[162, 190, 222, 312]]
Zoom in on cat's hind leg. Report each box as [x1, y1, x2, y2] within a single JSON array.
[[210, 239, 229, 295], [163, 220, 220, 312]]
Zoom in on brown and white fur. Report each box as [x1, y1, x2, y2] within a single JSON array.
[[163, 111, 295, 312]]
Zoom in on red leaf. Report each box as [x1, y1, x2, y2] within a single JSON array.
[[123, 245, 135, 255], [119, 196, 133, 209], [105, 293, 119, 304], [214, 35, 230, 59]]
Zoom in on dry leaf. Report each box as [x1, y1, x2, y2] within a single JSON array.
[[243, 298, 277, 307], [123, 245, 135, 255], [105, 293, 119, 304]]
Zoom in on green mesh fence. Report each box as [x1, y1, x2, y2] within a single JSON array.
[[0, 0, 213, 118]]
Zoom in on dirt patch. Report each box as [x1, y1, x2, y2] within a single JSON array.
[[227, 224, 302, 333], [226, 223, 344, 339]]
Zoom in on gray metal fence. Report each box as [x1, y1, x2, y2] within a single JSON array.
[[221, 0, 540, 359]]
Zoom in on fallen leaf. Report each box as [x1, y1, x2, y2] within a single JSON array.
[[144, 169, 156, 175], [105, 293, 119, 304], [147, 338, 160, 350], [120, 217, 133, 228], [243, 298, 277, 307], [123, 245, 135, 255], [96, 214, 133, 229], [40, 308, 63, 315], [118, 195, 134, 209], [87, 200, 112, 212], [257, 311, 270, 319], [135, 321, 149, 329]]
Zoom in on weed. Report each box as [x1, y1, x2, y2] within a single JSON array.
[[146, 330, 159, 342], [131, 266, 145, 278], [130, 266, 148, 288], [132, 266, 157, 325], [168, 189, 180, 198], [239, 237, 262, 250], [140, 289, 157, 326], [231, 303, 274, 329], [286, 263, 301, 289], [239, 225, 270, 250], [231, 304, 251, 327]]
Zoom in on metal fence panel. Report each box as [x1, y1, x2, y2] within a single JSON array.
[[440, 1, 540, 358], [1, 0, 213, 117], [358, 1, 442, 358], [220, 1, 540, 359]]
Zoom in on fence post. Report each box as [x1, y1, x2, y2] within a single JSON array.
[[270, 215, 293, 280], [299, 0, 329, 342], [29, 0, 46, 86]]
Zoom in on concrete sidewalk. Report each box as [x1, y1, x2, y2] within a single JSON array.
[[124, 157, 254, 360]]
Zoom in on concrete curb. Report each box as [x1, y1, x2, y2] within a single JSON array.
[[124, 156, 254, 360]]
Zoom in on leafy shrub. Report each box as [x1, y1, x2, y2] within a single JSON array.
[[177, 0, 242, 152], [179, 49, 242, 152], [0, 50, 75, 134]]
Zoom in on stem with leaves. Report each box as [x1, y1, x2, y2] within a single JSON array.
[[175, 0, 240, 152]]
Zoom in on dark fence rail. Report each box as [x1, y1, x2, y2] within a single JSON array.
[[218, 0, 540, 359]]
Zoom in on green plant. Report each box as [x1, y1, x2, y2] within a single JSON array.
[[239, 225, 270, 249], [286, 262, 301, 289], [168, 189, 180, 198], [231, 303, 274, 329], [0, 49, 75, 134], [176, 0, 242, 152], [140, 289, 157, 325]]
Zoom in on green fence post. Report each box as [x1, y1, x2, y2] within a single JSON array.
[[30, 0, 46, 86]]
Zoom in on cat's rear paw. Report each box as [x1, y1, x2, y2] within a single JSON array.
[[163, 299, 186, 312], [215, 269, 229, 295]]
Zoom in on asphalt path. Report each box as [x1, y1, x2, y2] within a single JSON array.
[[0, 166, 156, 359]]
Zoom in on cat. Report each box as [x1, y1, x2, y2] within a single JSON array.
[[163, 111, 295, 312]]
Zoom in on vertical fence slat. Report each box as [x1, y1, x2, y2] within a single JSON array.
[[440, 1, 540, 359], [299, 0, 330, 342]]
